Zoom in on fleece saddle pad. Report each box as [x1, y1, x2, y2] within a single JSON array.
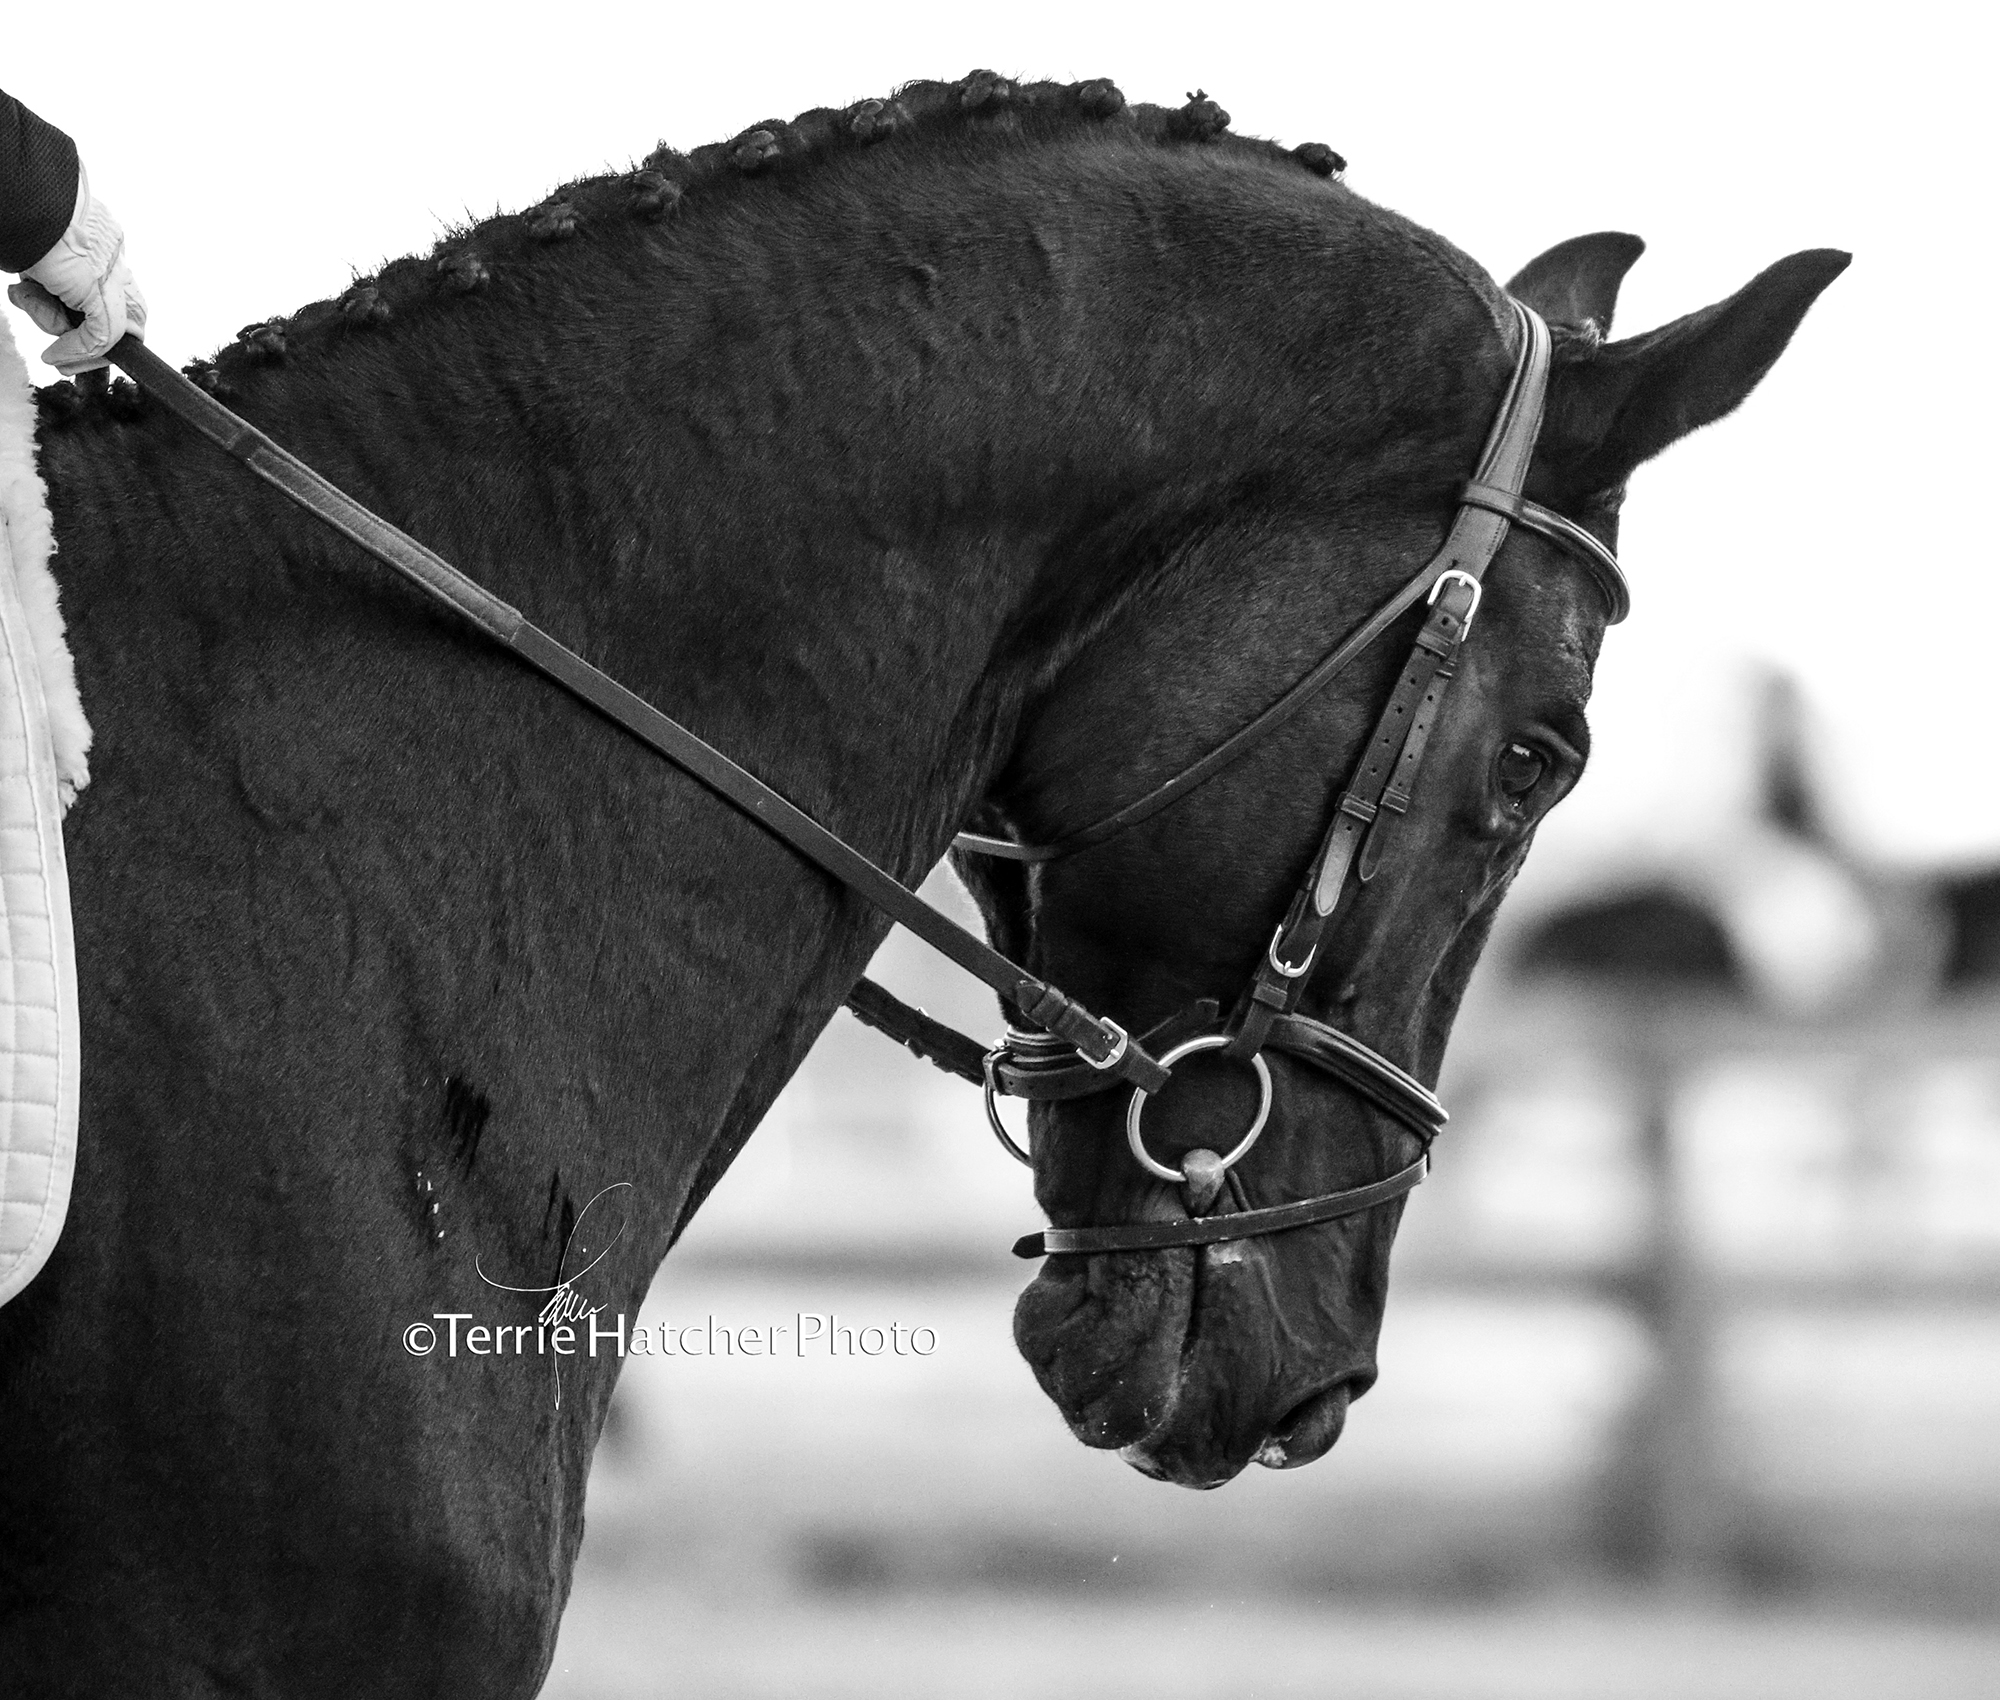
[[0, 316, 87, 1310]]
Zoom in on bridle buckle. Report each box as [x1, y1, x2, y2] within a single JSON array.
[[1427, 568, 1484, 635], [1078, 1017, 1130, 1072], [1267, 923, 1315, 980]]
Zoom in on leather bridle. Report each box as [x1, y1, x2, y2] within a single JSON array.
[[106, 295, 1624, 1265], [937, 299, 1629, 1256]]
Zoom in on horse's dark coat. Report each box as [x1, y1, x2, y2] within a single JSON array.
[[0, 71, 1843, 1697]]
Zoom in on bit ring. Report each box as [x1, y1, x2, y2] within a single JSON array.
[[1125, 1035, 1273, 1184]]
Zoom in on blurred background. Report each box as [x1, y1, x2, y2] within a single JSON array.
[[11, 2, 1996, 1694]]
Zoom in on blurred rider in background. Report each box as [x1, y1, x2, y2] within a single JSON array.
[[2, 88, 145, 376]]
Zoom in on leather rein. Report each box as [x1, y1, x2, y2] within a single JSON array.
[[104, 297, 1625, 1263]]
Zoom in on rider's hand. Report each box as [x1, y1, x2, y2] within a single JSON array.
[[5, 166, 146, 376]]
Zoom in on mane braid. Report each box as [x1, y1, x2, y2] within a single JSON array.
[[32, 70, 1349, 428]]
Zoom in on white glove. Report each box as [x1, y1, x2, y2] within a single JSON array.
[[6, 166, 147, 376]]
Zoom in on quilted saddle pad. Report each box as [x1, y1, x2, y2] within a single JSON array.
[[0, 314, 87, 1309]]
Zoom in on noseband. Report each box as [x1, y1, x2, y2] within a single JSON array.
[[108, 295, 1624, 1267]]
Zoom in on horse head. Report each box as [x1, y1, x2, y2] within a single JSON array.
[[962, 235, 1847, 1487]]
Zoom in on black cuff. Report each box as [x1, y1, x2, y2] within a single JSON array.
[[0, 92, 81, 273]]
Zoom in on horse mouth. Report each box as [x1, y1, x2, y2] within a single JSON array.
[[1117, 1376, 1358, 1487], [1011, 1242, 1198, 1453], [1013, 1240, 1371, 1488]]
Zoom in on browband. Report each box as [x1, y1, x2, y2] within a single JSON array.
[[1456, 482, 1630, 623]]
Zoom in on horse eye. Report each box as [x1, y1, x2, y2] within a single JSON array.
[[1495, 742, 1546, 799]]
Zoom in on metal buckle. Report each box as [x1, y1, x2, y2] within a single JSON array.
[[1078, 1017, 1130, 1072], [1426, 568, 1483, 635], [1125, 1035, 1274, 1185], [982, 1048, 1032, 1167], [1267, 923, 1314, 980]]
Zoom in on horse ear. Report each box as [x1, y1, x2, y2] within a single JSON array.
[[1538, 248, 1852, 497], [1506, 232, 1647, 335]]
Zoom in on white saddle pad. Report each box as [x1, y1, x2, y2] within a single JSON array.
[[0, 316, 90, 1309]]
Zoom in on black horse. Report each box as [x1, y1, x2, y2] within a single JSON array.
[[0, 76, 1843, 1697]]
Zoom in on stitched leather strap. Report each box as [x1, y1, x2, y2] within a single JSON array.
[[1226, 570, 1477, 1058], [106, 336, 1170, 1097], [1012, 1156, 1428, 1256], [1264, 1013, 1444, 1142], [1457, 482, 1629, 623]]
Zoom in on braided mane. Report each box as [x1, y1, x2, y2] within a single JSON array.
[[37, 73, 1347, 426]]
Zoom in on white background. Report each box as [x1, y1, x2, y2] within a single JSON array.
[[3, 1, 1988, 861]]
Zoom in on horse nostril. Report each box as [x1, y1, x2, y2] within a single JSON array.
[[1256, 1379, 1358, 1469]]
